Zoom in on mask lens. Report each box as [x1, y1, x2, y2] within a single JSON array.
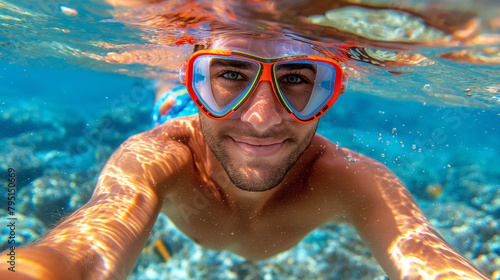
[[192, 55, 260, 116], [274, 60, 337, 119]]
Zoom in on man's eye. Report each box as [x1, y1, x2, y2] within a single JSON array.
[[281, 75, 304, 84], [222, 71, 244, 81]]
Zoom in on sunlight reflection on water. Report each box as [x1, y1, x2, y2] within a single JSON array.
[[1, 0, 498, 107]]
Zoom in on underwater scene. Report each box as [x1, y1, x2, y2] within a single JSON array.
[[1, 0, 499, 279]]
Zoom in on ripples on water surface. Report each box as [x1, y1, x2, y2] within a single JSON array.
[[1, 0, 499, 107]]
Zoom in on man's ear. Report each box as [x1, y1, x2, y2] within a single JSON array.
[[178, 63, 187, 85], [340, 74, 348, 94]]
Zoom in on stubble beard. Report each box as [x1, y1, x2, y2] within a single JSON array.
[[200, 116, 317, 192]]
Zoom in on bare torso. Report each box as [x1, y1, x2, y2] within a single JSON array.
[[7, 116, 488, 280], [159, 116, 365, 259]]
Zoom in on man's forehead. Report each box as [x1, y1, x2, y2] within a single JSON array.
[[208, 36, 318, 57]]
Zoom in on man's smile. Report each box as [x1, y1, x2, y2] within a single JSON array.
[[230, 136, 286, 157]]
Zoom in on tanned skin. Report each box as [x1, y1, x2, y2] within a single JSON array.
[[1, 39, 490, 280]]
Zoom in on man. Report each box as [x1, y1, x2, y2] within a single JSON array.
[[2, 35, 489, 280]]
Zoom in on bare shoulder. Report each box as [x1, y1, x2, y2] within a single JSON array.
[[121, 115, 202, 156], [308, 133, 393, 187], [97, 116, 202, 197], [129, 115, 201, 144], [306, 134, 406, 219]]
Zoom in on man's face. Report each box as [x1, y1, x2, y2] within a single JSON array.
[[200, 37, 319, 192]]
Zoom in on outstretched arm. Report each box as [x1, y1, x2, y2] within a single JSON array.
[[1, 125, 193, 279], [343, 156, 489, 279], [317, 146, 490, 280]]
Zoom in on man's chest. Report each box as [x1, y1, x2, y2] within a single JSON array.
[[160, 184, 336, 260]]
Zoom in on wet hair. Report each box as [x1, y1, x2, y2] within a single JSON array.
[[193, 37, 338, 59], [193, 44, 205, 53]]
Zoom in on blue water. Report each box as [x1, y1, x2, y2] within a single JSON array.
[[1, 64, 147, 118], [1, 0, 499, 279], [2, 61, 498, 279]]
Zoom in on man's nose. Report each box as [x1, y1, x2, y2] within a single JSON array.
[[238, 81, 283, 132]]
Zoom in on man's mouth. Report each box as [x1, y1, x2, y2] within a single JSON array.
[[231, 137, 286, 157]]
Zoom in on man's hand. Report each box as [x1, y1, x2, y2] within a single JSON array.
[[0, 246, 82, 280]]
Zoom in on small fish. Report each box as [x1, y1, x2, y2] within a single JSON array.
[[154, 239, 171, 262]]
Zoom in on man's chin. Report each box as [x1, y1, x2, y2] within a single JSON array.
[[229, 174, 282, 192], [222, 160, 290, 192]]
